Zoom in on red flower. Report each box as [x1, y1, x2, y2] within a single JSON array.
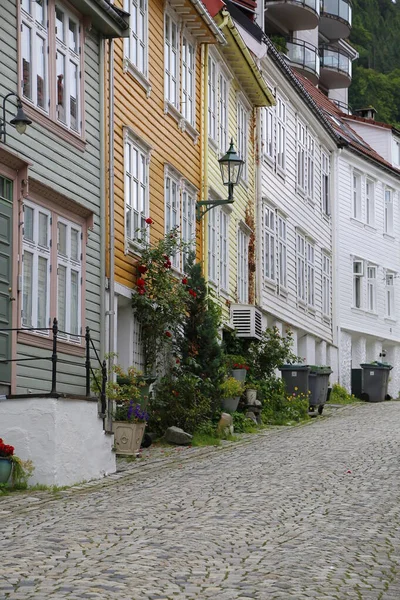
[[138, 288, 145, 295], [164, 262, 172, 269], [163, 254, 169, 259], [176, 359, 180, 364], [188, 289, 197, 298], [182, 278, 188, 285], [172, 390, 179, 397], [165, 331, 172, 338], [137, 278, 146, 287], [145, 217, 153, 224], [138, 265, 147, 274]]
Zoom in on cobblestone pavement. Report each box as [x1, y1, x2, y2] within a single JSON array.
[[1, 402, 400, 600]]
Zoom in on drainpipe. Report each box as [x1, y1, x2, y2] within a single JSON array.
[[108, 38, 115, 429], [332, 148, 340, 384], [255, 107, 262, 308], [99, 38, 106, 360], [203, 44, 209, 273]]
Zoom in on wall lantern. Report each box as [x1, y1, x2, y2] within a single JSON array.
[[0, 93, 32, 144], [196, 139, 245, 220]]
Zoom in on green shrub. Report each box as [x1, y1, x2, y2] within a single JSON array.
[[232, 412, 258, 433], [329, 383, 358, 405], [258, 377, 309, 425]]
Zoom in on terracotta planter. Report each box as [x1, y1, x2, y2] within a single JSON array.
[[221, 396, 240, 413], [231, 369, 247, 382], [0, 457, 12, 484], [113, 422, 146, 455]]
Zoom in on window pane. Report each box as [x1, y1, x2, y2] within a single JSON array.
[[22, 25, 32, 100], [58, 222, 67, 254], [56, 7, 64, 42], [69, 19, 78, 52], [57, 52, 66, 122], [23, 251, 33, 327], [22, 0, 31, 14], [24, 206, 34, 241], [37, 256, 48, 328], [58, 265, 67, 331], [69, 61, 78, 131], [38, 212, 48, 247], [70, 270, 79, 335], [71, 229, 79, 261], [37, 35, 46, 109], [35, 0, 45, 25]]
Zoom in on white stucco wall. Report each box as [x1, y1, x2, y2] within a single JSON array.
[[0, 397, 116, 486]]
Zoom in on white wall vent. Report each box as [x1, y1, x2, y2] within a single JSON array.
[[231, 304, 263, 339]]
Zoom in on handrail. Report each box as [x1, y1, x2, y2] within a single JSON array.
[[287, 38, 320, 77], [265, 0, 320, 14], [320, 0, 352, 24], [320, 45, 352, 77]]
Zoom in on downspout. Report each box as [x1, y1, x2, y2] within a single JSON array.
[[99, 37, 106, 360], [108, 37, 115, 429], [332, 147, 340, 384], [203, 44, 209, 273], [255, 106, 263, 308]]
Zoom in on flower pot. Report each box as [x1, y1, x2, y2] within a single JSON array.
[[221, 396, 240, 412], [231, 369, 247, 382], [0, 457, 12, 484], [112, 421, 146, 455], [246, 388, 257, 404]]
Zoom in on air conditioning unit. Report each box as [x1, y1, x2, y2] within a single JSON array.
[[231, 304, 263, 340]]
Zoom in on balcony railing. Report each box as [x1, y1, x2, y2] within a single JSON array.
[[319, 46, 352, 88], [287, 39, 320, 83], [320, 0, 352, 39], [321, 0, 351, 24], [331, 99, 352, 114], [264, 0, 320, 31]]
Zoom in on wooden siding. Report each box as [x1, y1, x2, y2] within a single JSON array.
[[1, 0, 103, 395]]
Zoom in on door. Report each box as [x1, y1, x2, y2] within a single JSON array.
[[0, 176, 13, 387]]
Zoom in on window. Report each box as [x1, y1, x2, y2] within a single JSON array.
[[164, 14, 179, 107], [208, 206, 218, 284], [392, 138, 400, 167], [218, 72, 228, 153], [207, 55, 217, 141], [384, 188, 393, 235], [164, 168, 196, 271], [124, 135, 149, 246], [124, 0, 148, 77], [366, 179, 374, 226], [385, 272, 395, 318], [367, 265, 377, 312], [297, 121, 306, 191], [208, 206, 229, 292], [277, 216, 287, 289], [276, 97, 286, 171], [264, 206, 275, 282], [181, 36, 195, 126], [237, 228, 249, 303], [307, 134, 315, 199], [353, 259, 363, 308], [165, 172, 180, 267], [322, 151, 330, 214], [237, 99, 248, 180], [262, 107, 274, 160], [296, 232, 306, 303], [21, 1, 83, 133], [307, 242, 315, 307], [352, 173, 361, 219], [181, 184, 196, 269], [322, 254, 331, 317], [22, 200, 83, 341], [219, 210, 229, 292]]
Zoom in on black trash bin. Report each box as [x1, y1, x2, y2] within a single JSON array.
[[360, 363, 392, 402], [279, 365, 310, 397], [308, 366, 332, 415]]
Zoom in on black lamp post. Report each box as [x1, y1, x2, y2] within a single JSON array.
[[196, 139, 245, 220], [0, 93, 32, 144]]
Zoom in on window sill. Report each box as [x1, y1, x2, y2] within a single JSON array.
[[164, 101, 199, 144], [123, 58, 152, 98], [18, 331, 85, 357], [208, 137, 219, 154], [262, 154, 274, 168], [351, 306, 365, 314], [278, 286, 288, 298], [297, 299, 307, 310], [307, 196, 315, 208], [365, 223, 376, 233], [350, 217, 364, 228], [322, 314, 331, 324], [264, 278, 277, 291], [22, 101, 86, 152], [276, 166, 286, 181], [126, 238, 145, 258], [307, 305, 316, 314], [296, 186, 306, 198], [322, 212, 331, 222], [364, 310, 379, 318], [383, 233, 396, 241], [384, 317, 397, 324]]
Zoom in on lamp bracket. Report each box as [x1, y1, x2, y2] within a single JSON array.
[[196, 199, 234, 221]]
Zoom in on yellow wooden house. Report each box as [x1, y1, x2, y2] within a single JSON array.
[[107, 0, 225, 369], [200, 3, 274, 323]]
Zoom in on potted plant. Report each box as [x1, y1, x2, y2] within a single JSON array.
[[225, 355, 249, 382], [113, 400, 149, 455], [0, 439, 34, 487], [0, 438, 14, 484], [219, 377, 245, 412], [245, 380, 259, 405]]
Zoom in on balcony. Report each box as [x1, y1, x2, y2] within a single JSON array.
[[264, 0, 319, 32], [286, 39, 320, 85], [319, 46, 352, 89], [320, 0, 352, 41]]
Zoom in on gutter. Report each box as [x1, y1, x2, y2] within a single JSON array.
[[107, 38, 115, 432], [94, 0, 130, 31], [189, 0, 227, 45], [99, 37, 106, 360]]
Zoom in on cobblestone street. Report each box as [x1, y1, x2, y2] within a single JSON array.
[[1, 402, 400, 599]]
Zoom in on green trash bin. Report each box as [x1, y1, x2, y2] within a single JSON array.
[[308, 366, 332, 415], [360, 363, 392, 402], [279, 365, 310, 397]]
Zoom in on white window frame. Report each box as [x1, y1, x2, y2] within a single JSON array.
[[352, 172, 362, 220], [297, 120, 306, 192], [237, 227, 249, 303], [181, 34, 195, 127], [321, 151, 330, 215], [262, 107, 274, 161], [353, 259, 363, 309], [218, 70, 229, 154], [165, 168, 181, 268], [208, 204, 218, 284], [21, 0, 49, 112], [124, 130, 151, 248], [57, 217, 82, 341], [237, 96, 249, 181], [367, 264, 377, 312], [219, 208, 229, 293], [276, 96, 286, 172], [307, 134, 315, 199], [164, 11, 179, 108], [277, 215, 287, 289], [208, 54, 217, 142], [296, 232, 306, 303], [322, 253, 331, 317], [307, 241, 315, 307], [384, 188, 394, 235], [124, 0, 148, 79], [264, 205, 275, 283], [22, 201, 51, 331], [385, 272, 395, 319], [365, 179, 375, 227], [181, 181, 196, 269]]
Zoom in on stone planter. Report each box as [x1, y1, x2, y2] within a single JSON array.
[[0, 457, 12, 484], [246, 388, 257, 404], [221, 396, 240, 413], [231, 369, 247, 383], [112, 422, 146, 455]]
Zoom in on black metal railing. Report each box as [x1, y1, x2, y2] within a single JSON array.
[[320, 45, 352, 77], [0, 318, 107, 417], [287, 39, 320, 78], [320, 0, 352, 25]]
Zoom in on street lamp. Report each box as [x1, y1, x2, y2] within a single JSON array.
[[0, 93, 32, 144], [196, 139, 245, 220]]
